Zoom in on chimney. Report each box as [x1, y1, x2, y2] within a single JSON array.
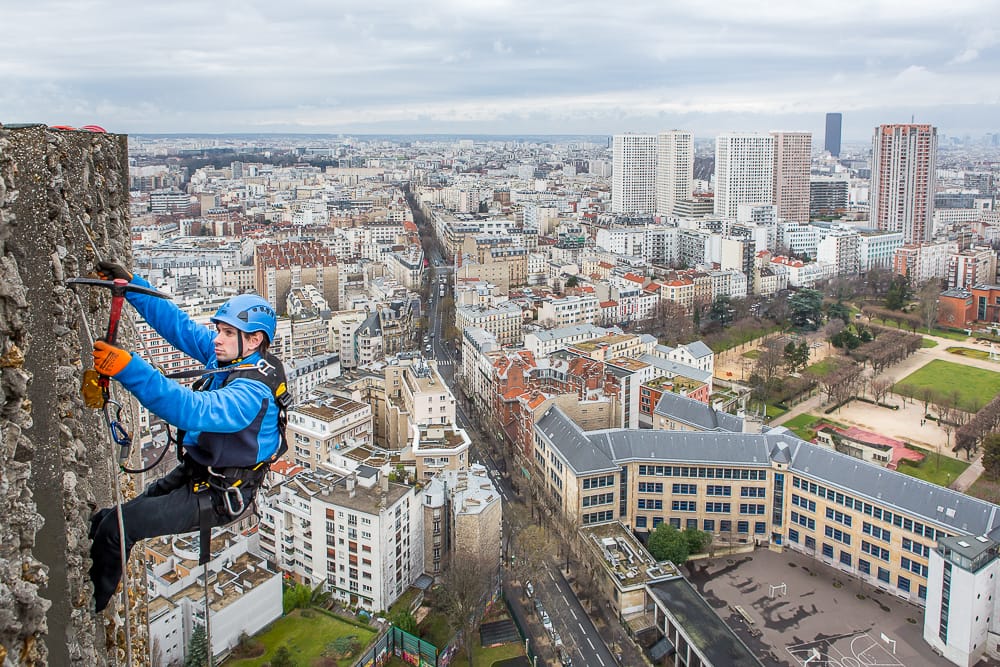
[[347, 474, 356, 498], [380, 470, 389, 493]]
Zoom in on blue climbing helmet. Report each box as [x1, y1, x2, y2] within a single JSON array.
[[212, 294, 277, 343]]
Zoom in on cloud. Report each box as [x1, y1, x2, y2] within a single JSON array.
[[0, 0, 997, 136]]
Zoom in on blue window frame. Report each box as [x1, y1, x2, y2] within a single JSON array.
[[669, 517, 681, 529], [822, 543, 834, 559], [788, 529, 800, 543], [754, 521, 766, 534], [703, 519, 715, 532], [839, 551, 851, 566], [877, 567, 890, 583], [859, 559, 870, 575], [635, 516, 647, 528], [898, 576, 911, 592], [737, 520, 749, 534]]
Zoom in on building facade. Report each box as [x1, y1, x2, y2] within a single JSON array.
[[870, 124, 937, 245]]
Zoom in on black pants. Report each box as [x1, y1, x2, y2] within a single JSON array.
[[88, 464, 252, 612]]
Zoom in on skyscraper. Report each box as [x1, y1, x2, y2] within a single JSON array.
[[612, 134, 657, 214], [771, 131, 812, 223], [714, 134, 774, 221], [825, 113, 842, 157], [870, 124, 937, 245], [655, 130, 694, 216]]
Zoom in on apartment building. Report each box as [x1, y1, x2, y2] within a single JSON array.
[[893, 242, 950, 283], [421, 466, 502, 576], [816, 228, 860, 276], [612, 134, 657, 214], [948, 247, 998, 289], [714, 134, 775, 221], [537, 294, 601, 328], [871, 124, 937, 245], [286, 397, 373, 473], [455, 302, 524, 347], [254, 240, 340, 314], [655, 130, 694, 216], [857, 230, 904, 272], [409, 422, 471, 480], [258, 468, 423, 612], [771, 131, 812, 224], [146, 529, 281, 665], [523, 324, 618, 358]]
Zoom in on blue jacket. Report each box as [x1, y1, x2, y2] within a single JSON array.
[[111, 274, 283, 468]]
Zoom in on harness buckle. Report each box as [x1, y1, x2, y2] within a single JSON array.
[[223, 485, 245, 516]]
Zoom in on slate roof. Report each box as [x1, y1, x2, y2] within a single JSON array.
[[533, 406, 618, 475], [652, 391, 743, 432], [639, 354, 712, 384], [534, 405, 1000, 539], [682, 340, 714, 359]]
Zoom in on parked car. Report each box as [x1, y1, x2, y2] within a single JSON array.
[[540, 612, 552, 633], [525, 581, 533, 598], [558, 647, 573, 666]]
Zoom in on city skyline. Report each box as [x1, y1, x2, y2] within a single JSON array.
[[2, 1, 998, 139]]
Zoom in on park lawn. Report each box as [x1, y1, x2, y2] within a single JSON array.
[[781, 413, 823, 441], [921, 338, 938, 348], [228, 609, 376, 667], [947, 346, 990, 360], [450, 638, 527, 667], [804, 357, 840, 378], [388, 586, 420, 617], [741, 349, 761, 359], [894, 446, 970, 488], [417, 609, 452, 650], [893, 359, 1000, 412], [870, 318, 969, 341]]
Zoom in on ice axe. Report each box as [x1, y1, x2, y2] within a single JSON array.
[[68, 276, 171, 407]]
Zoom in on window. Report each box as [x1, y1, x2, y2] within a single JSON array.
[[740, 487, 765, 498], [637, 482, 663, 493], [652, 517, 663, 527], [862, 522, 891, 542], [877, 567, 890, 584], [706, 485, 731, 496], [669, 517, 681, 529], [824, 525, 852, 545], [898, 576, 911, 592], [825, 508, 852, 527], [839, 551, 851, 566], [859, 559, 870, 575], [672, 483, 697, 495], [788, 529, 800, 543], [822, 543, 834, 559], [805, 536, 816, 550], [686, 518, 698, 530], [739, 503, 765, 515], [754, 521, 766, 534], [861, 540, 890, 562], [703, 519, 715, 532], [918, 585, 928, 600], [705, 502, 731, 513], [635, 516, 647, 528], [638, 499, 663, 510], [720, 520, 732, 532], [737, 520, 749, 534], [671, 500, 696, 512]]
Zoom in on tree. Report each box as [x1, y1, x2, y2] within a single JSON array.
[[826, 300, 851, 324], [983, 433, 1000, 480], [917, 279, 943, 330], [681, 528, 712, 555], [439, 546, 497, 667], [390, 609, 418, 634], [270, 645, 296, 667], [885, 275, 911, 311], [564, 274, 580, 288], [184, 625, 209, 667], [870, 377, 894, 405], [646, 524, 691, 564], [788, 289, 824, 330]]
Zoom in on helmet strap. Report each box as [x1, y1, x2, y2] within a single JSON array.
[[236, 332, 244, 361]]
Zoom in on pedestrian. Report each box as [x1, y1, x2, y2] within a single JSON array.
[[88, 261, 288, 612]]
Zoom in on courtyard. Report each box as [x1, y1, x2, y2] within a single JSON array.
[[684, 548, 955, 667]]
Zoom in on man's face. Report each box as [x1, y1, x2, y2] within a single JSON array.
[[214, 322, 262, 363]]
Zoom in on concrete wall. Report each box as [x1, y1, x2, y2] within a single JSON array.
[[0, 124, 144, 665]]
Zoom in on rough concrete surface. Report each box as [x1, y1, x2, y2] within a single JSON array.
[[0, 123, 145, 666]]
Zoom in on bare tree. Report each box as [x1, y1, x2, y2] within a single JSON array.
[[516, 524, 553, 587], [439, 545, 498, 667], [870, 376, 894, 405]]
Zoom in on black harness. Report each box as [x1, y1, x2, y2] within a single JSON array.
[[170, 354, 291, 564]]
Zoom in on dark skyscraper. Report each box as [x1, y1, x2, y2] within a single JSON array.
[[825, 113, 842, 157]]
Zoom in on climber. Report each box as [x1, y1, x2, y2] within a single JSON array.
[[87, 261, 289, 613]]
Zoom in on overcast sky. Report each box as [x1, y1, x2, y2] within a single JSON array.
[[2, 0, 997, 140]]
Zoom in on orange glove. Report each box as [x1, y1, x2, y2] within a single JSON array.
[[92, 340, 131, 376]]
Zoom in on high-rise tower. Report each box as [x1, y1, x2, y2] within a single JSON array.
[[771, 131, 812, 223], [714, 134, 774, 221], [870, 124, 937, 245], [612, 134, 657, 214], [825, 113, 842, 157], [655, 130, 693, 216]]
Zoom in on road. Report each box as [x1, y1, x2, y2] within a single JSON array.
[[418, 224, 624, 666]]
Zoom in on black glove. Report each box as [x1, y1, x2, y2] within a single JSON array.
[[95, 260, 132, 282]]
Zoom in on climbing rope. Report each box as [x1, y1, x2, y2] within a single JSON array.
[[68, 275, 134, 667], [72, 223, 216, 665]]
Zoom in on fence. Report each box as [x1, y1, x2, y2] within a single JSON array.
[[352, 625, 439, 667]]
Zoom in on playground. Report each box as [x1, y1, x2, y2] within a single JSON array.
[[685, 548, 953, 666]]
